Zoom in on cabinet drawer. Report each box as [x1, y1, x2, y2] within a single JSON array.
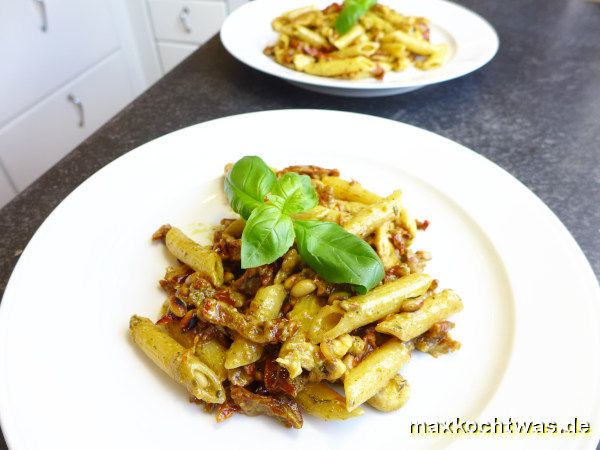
[[0, 51, 134, 192], [0, 0, 119, 125], [157, 42, 198, 73], [0, 166, 17, 210], [149, 0, 227, 45]]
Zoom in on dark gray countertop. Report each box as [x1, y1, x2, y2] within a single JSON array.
[[1, 0, 599, 448]]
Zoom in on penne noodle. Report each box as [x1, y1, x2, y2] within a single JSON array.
[[380, 42, 407, 58], [367, 374, 410, 411], [293, 205, 352, 224], [309, 273, 433, 343], [297, 382, 364, 420], [200, 298, 293, 344], [288, 294, 324, 331], [294, 25, 329, 48], [284, 5, 319, 20], [293, 53, 316, 70], [382, 30, 436, 55], [225, 285, 286, 369], [158, 319, 227, 381], [129, 315, 225, 403], [321, 176, 382, 204], [416, 45, 448, 70], [330, 25, 365, 49], [398, 206, 418, 243], [374, 222, 401, 269], [344, 339, 411, 411], [165, 227, 224, 286], [360, 12, 395, 32], [194, 338, 228, 381], [336, 199, 369, 215], [343, 190, 403, 237], [331, 41, 380, 58], [376, 289, 463, 341], [304, 56, 376, 77]]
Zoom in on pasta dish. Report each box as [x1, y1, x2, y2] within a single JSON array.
[[264, 3, 448, 80], [129, 157, 462, 428]]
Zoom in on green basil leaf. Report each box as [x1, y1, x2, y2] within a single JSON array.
[[224, 156, 277, 220], [241, 204, 295, 268], [293, 220, 384, 294], [267, 172, 318, 214], [335, 0, 377, 35]]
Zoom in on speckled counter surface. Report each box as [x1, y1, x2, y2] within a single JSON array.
[[0, 0, 599, 448]]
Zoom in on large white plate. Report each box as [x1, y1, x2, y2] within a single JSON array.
[[0, 110, 599, 450], [221, 0, 499, 97]]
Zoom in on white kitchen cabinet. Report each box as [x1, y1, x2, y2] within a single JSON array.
[[147, 0, 230, 73], [157, 42, 198, 72], [149, 0, 227, 45], [0, 51, 133, 191], [0, 167, 17, 210], [0, 0, 120, 125], [0, 0, 244, 207]]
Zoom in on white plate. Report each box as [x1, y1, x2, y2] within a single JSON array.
[[220, 0, 499, 97], [0, 110, 599, 450]]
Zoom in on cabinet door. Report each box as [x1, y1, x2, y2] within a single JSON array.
[[0, 0, 120, 125], [0, 166, 16, 210], [149, 0, 227, 45], [0, 51, 133, 192], [158, 42, 198, 73]]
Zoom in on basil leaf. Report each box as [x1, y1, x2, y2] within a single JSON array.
[[224, 156, 277, 220], [241, 204, 295, 268], [268, 172, 318, 214], [293, 220, 384, 294], [335, 0, 377, 35]]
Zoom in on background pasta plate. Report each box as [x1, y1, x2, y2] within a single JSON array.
[[220, 0, 499, 97], [0, 110, 599, 450]]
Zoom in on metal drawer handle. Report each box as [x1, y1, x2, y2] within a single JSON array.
[[34, 0, 48, 32], [179, 7, 192, 33], [67, 94, 85, 128]]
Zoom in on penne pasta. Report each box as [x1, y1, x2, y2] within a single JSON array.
[[201, 297, 295, 344], [416, 45, 448, 70], [264, 3, 448, 79], [376, 289, 463, 341], [367, 374, 410, 411], [374, 222, 401, 269], [343, 190, 403, 238], [165, 227, 224, 286], [309, 273, 433, 343], [284, 5, 319, 20], [297, 382, 364, 420], [344, 339, 411, 411], [330, 25, 365, 49], [382, 30, 436, 55], [321, 176, 382, 204], [332, 41, 380, 58], [293, 204, 352, 223], [130, 315, 225, 403], [294, 25, 329, 48], [225, 285, 287, 369], [303, 56, 376, 77], [134, 158, 463, 428]]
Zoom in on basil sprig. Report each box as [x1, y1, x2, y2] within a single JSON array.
[[335, 0, 377, 35], [224, 156, 384, 293]]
